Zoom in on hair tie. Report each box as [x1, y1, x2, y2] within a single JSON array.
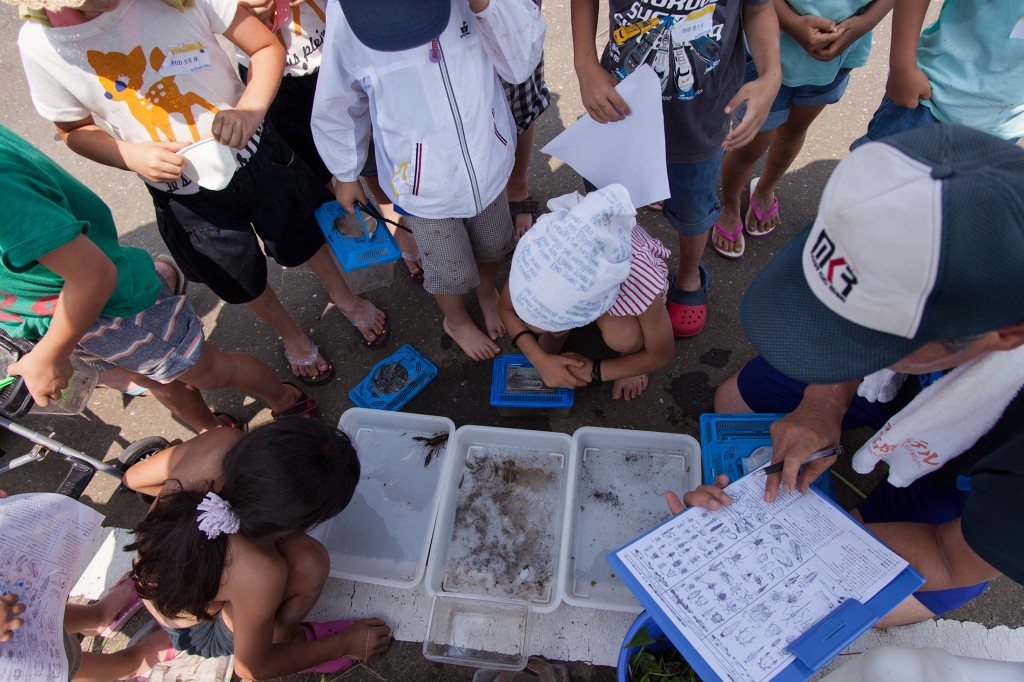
[[196, 492, 240, 540]]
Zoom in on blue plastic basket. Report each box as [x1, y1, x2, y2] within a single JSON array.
[[349, 344, 438, 411], [699, 413, 837, 500], [490, 355, 573, 415], [315, 201, 401, 273]]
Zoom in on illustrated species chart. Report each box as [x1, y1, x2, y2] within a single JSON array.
[[0, 494, 103, 682], [614, 474, 907, 682]]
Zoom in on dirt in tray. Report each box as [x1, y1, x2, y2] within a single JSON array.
[[444, 452, 558, 602], [371, 362, 409, 395]]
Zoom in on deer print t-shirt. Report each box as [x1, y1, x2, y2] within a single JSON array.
[[18, 0, 258, 194]]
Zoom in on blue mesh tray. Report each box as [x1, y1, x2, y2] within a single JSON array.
[[490, 355, 573, 412], [699, 413, 836, 499], [315, 201, 401, 273], [349, 344, 438, 411]]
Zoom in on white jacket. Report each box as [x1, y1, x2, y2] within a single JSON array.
[[312, 0, 546, 219]]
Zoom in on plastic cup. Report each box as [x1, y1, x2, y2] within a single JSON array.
[[179, 138, 237, 191]]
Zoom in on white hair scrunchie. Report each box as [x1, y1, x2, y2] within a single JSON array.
[[196, 491, 240, 540]]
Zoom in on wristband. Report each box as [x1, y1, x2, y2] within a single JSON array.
[[590, 358, 603, 385], [511, 330, 539, 347]]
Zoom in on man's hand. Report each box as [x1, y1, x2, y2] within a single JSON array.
[[122, 141, 188, 183], [212, 109, 264, 149], [332, 180, 368, 215], [0, 594, 25, 642], [765, 407, 841, 501], [576, 61, 631, 123], [7, 346, 73, 408], [666, 475, 732, 514], [886, 64, 931, 108], [790, 14, 842, 52], [723, 75, 779, 150]]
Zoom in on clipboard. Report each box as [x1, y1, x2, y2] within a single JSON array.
[[608, 482, 925, 682]]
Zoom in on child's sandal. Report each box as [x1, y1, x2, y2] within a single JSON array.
[[271, 381, 318, 419], [300, 620, 358, 673]]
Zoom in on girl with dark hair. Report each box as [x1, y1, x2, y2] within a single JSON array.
[[123, 418, 391, 679]]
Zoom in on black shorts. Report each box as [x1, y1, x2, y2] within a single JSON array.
[[149, 120, 332, 304]]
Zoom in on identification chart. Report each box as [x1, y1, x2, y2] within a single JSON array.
[[613, 474, 907, 682], [0, 493, 103, 682]]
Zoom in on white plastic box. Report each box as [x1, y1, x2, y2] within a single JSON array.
[[559, 427, 701, 613], [309, 408, 455, 588], [424, 425, 573, 670]]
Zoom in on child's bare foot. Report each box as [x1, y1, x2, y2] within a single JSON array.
[[443, 317, 500, 361], [338, 297, 387, 345], [477, 287, 505, 340], [334, 618, 392, 662], [612, 374, 649, 401]]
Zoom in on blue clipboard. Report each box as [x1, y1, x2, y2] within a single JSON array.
[[607, 484, 924, 682]]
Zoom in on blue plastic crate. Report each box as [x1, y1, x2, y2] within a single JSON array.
[[490, 355, 573, 416], [349, 344, 438, 411], [699, 413, 837, 500], [315, 201, 401, 273]]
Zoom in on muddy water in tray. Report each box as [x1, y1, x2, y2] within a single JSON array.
[[443, 447, 561, 604]]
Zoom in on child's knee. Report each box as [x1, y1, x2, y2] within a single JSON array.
[[599, 316, 643, 354]]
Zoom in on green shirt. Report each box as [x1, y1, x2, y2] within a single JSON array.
[[0, 125, 160, 340]]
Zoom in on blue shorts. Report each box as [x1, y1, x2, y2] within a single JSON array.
[[737, 60, 852, 133], [736, 355, 989, 615], [663, 149, 725, 237], [849, 94, 940, 151]]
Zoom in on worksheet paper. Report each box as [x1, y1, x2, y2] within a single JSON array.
[[541, 65, 669, 209], [613, 474, 907, 682], [0, 493, 103, 682]]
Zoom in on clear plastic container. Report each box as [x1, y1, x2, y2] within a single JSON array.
[[339, 261, 395, 295], [0, 346, 98, 416], [424, 596, 531, 671]]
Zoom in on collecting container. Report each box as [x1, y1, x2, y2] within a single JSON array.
[[349, 344, 438, 411], [308, 408, 455, 588], [314, 200, 400, 294], [559, 427, 701, 613], [0, 343, 97, 417], [424, 425, 573, 670], [490, 355, 573, 418]]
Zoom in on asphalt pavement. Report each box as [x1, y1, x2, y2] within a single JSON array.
[[0, 1, 1021, 680]]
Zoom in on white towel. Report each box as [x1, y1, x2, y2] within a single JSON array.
[[852, 345, 1024, 487]]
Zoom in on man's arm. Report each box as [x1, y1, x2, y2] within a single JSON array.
[[570, 0, 630, 123], [7, 236, 118, 406], [724, 1, 781, 150], [763, 380, 859, 501], [885, 0, 931, 107]]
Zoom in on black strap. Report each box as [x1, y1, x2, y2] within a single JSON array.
[[355, 201, 414, 234]]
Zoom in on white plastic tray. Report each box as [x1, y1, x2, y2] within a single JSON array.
[[309, 408, 455, 588], [559, 427, 700, 612], [424, 425, 572, 614]]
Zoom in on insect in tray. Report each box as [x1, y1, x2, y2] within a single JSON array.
[[413, 431, 449, 468]]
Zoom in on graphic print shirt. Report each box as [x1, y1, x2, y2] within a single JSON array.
[[601, 0, 767, 163], [18, 0, 258, 195]]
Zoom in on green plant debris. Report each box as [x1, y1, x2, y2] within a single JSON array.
[[590, 580, 598, 587], [627, 630, 702, 682]]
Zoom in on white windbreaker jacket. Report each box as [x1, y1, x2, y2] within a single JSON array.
[[312, 0, 546, 219]]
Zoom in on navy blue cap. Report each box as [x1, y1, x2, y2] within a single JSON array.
[[338, 0, 451, 52]]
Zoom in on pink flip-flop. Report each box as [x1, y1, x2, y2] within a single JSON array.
[[301, 619, 358, 673], [745, 177, 779, 238], [710, 218, 745, 260], [98, 574, 144, 638]]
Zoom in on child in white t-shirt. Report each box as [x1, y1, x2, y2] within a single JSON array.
[[15, 0, 391, 387]]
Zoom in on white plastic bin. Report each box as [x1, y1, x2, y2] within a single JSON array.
[[308, 409, 454, 588], [559, 427, 701, 612], [820, 646, 1024, 682]]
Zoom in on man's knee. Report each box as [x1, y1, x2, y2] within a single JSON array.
[[714, 372, 750, 413]]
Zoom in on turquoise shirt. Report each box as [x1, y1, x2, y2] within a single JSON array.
[[918, 0, 1024, 140], [780, 0, 873, 87]]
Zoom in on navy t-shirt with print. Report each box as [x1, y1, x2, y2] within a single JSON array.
[[600, 0, 768, 163]]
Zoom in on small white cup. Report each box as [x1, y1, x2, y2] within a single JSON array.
[[180, 138, 238, 191]]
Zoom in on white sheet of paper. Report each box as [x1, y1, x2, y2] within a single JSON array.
[[541, 65, 669, 208], [613, 474, 908, 682], [0, 493, 103, 682], [1011, 17, 1024, 39]]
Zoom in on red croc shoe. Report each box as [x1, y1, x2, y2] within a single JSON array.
[[667, 265, 710, 338]]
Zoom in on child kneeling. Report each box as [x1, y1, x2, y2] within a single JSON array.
[[123, 419, 390, 679], [499, 185, 675, 400]]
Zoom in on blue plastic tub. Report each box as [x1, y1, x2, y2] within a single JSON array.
[[617, 611, 673, 682]]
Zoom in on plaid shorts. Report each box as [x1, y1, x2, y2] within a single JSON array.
[[76, 279, 204, 383], [403, 192, 515, 295], [501, 0, 549, 133]]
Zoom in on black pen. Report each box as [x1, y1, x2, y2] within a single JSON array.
[[756, 446, 845, 476]]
